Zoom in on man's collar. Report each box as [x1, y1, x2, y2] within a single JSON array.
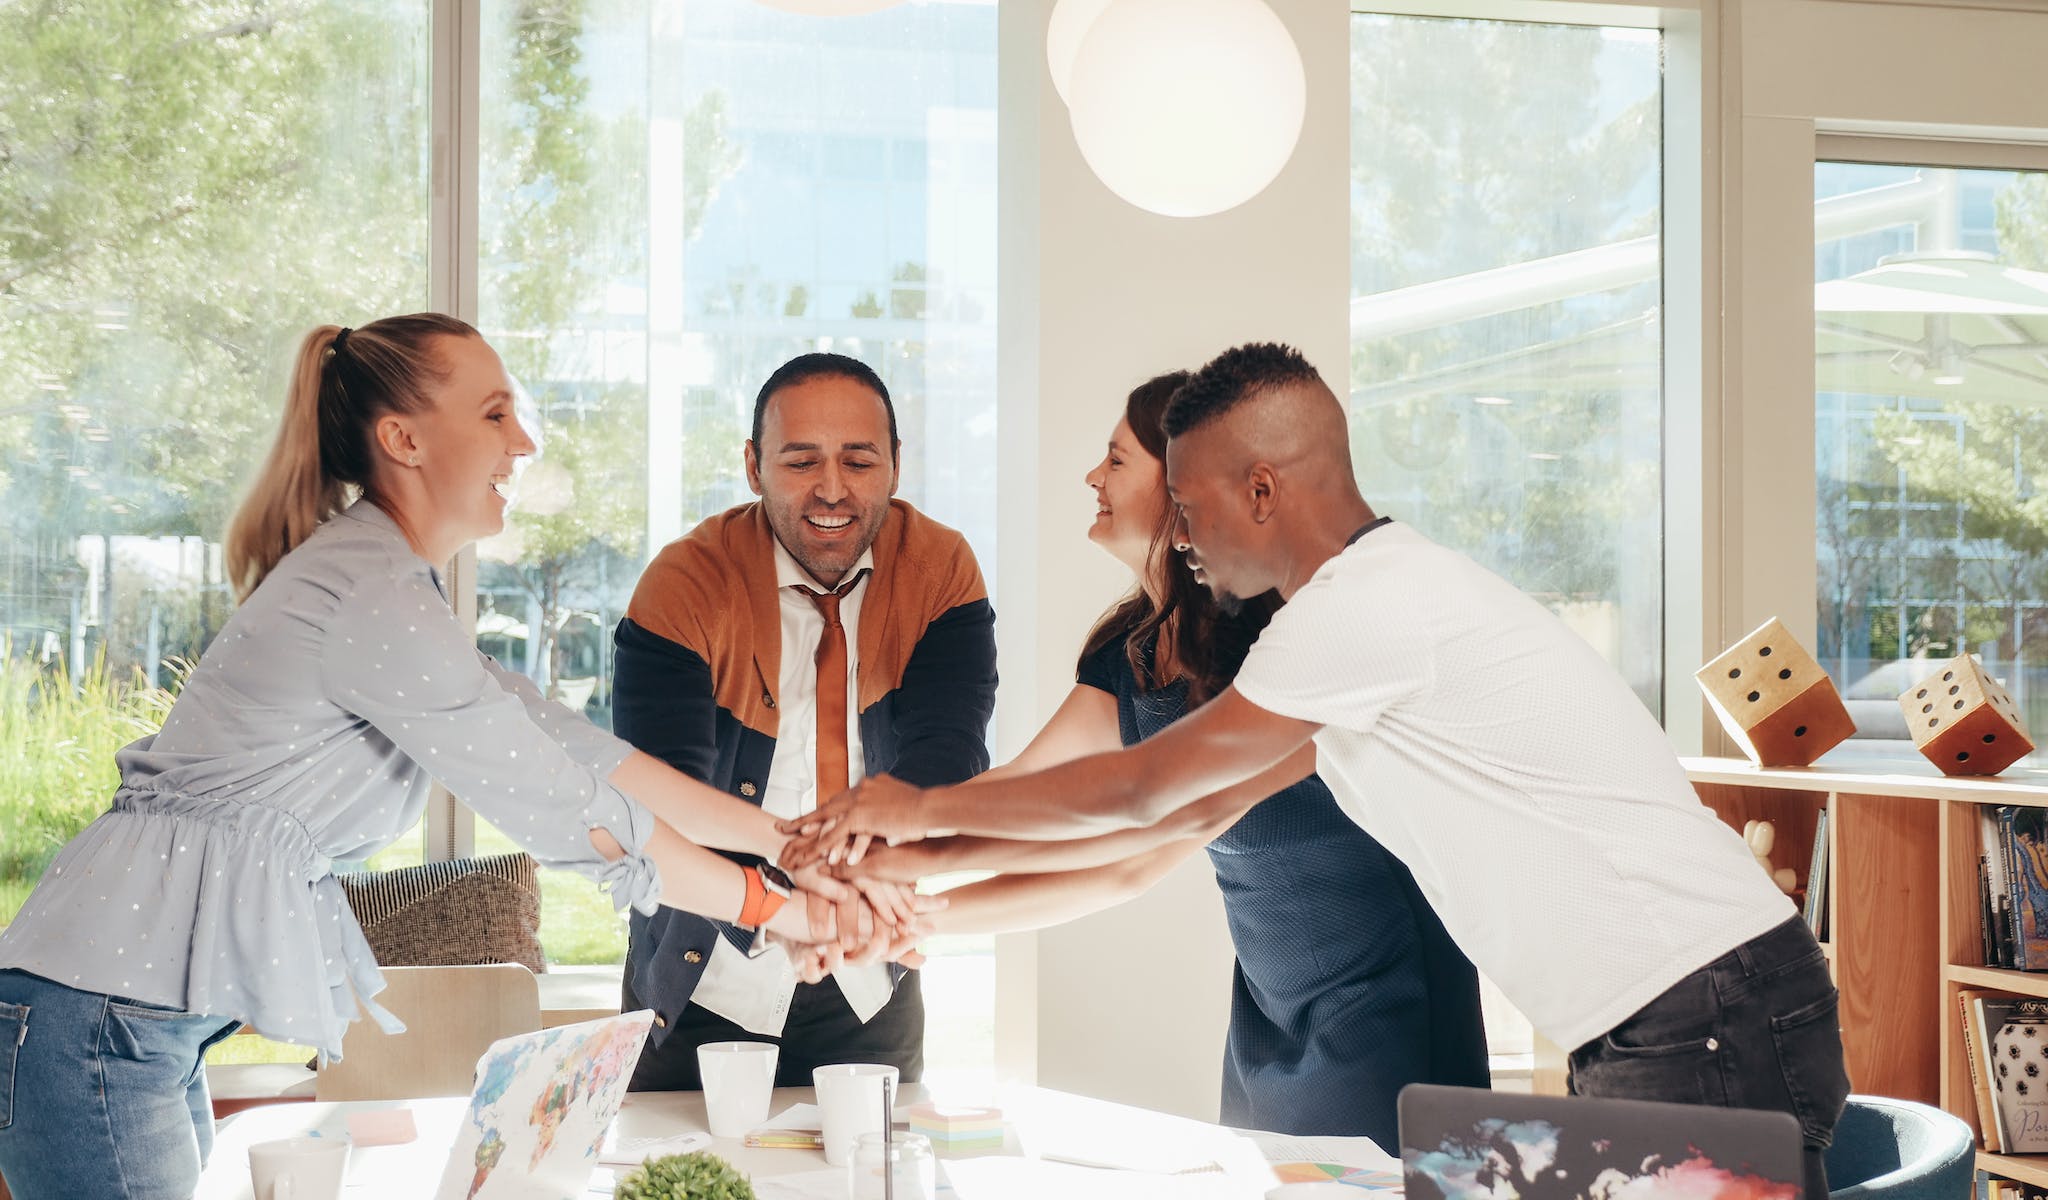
[[771, 535, 875, 593]]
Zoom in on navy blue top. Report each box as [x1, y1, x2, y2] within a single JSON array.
[[1078, 632, 1489, 1142]]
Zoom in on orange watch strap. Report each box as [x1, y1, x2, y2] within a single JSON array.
[[738, 865, 767, 927]]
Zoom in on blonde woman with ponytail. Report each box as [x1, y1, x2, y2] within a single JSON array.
[[0, 315, 933, 1200]]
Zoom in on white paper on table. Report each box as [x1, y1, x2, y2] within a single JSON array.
[[758, 1102, 824, 1132], [596, 1130, 713, 1166], [942, 1157, 1254, 1200], [1001, 1086, 1269, 1180], [1244, 1132, 1400, 1173], [754, 1102, 916, 1134]]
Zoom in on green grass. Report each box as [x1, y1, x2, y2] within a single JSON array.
[[0, 650, 175, 926]]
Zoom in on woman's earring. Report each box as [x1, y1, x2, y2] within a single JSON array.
[[409, 455, 420, 467]]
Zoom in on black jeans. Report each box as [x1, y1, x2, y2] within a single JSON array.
[[1568, 917, 1850, 1200], [627, 971, 924, 1091]]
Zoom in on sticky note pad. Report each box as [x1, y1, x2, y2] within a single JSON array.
[[907, 1102, 1004, 1152], [346, 1107, 419, 1147]]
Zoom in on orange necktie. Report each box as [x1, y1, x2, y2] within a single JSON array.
[[796, 570, 868, 802]]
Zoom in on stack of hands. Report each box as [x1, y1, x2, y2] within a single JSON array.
[[768, 775, 940, 984]]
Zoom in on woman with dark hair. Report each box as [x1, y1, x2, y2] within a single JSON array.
[[0, 316, 925, 1199], [848, 373, 1490, 1142]]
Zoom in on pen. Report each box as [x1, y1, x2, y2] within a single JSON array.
[[883, 1076, 895, 1200]]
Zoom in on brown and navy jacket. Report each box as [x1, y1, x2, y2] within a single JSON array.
[[612, 499, 997, 1042]]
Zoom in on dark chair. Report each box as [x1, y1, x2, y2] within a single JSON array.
[[1825, 1095, 1974, 1200]]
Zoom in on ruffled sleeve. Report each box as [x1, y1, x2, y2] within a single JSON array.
[[319, 558, 662, 915]]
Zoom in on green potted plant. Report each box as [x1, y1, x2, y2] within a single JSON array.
[[614, 1150, 757, 1200]]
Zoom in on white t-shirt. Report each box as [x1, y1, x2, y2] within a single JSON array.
[[1232, 522, 1794, 1052]]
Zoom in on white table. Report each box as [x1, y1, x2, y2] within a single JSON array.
[[198, 1085, 923, 1199], [199, 1083, 1397, 1199]]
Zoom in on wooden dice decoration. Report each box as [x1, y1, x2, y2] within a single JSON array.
[[1899, 655, 2033, 776], [1696, 618, 1855, 767]]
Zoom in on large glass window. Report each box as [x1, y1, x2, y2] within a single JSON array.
[[1350, 10, 1664, 1073], [466, 0, 999, 1089], [0, 2, 432, 927], [1815, 162, 2048, 762], [1347, 14, 1664, 713]]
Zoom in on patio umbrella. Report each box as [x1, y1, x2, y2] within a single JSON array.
[[1816, 252, 2048, 406]]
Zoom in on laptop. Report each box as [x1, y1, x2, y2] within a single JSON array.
[[433, 1009, 657, 1200], [1398, 1084, 1804, 1200]]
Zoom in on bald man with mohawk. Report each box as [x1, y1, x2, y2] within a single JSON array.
[[790, 343, 1850, 1197]]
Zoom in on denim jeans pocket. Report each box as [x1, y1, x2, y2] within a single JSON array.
[[1600, 971, 1718, 1057], [0, 1000, 25, 1131], [1570, 972, 1726, 1105], [1770, 987, 1851, 1143], [1572, 1036, 1728, 1106], [102, 999, 214, 1091]]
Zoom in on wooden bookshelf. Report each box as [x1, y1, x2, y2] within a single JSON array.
[[1685, 756, 2048, 1185]]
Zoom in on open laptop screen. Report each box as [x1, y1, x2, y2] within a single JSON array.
[[1399, 1084, 1803, 1200], [437, 1010, 656, 1200]]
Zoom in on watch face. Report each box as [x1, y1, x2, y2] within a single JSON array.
[[759, 862, 794, 895]]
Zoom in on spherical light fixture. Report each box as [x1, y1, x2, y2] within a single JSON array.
[[1064, 0, 1305, 219], [1046, 0, 1115, 106], [751, 0, 905, 14]]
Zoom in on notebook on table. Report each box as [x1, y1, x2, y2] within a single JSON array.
[[1398, 1083, 1804, 1200]]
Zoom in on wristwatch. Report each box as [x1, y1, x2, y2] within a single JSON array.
[[738, 862, 795, 958]]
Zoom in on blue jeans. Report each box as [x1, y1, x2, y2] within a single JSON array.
[[1567, 917, 1851, 1200], [0, 969, 240, 1200]]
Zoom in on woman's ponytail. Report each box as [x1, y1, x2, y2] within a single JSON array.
[[225, 325, 350, 601]]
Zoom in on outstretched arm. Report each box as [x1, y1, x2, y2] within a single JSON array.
[[965, 683, 1123, 786], [783, 687, 1319, 860], [839, 743, 1315, 882], [923, 836, 1209, 934]]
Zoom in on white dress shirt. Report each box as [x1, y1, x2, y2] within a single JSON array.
[[688, 539, 895, 1035]]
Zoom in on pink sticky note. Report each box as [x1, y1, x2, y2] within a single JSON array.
[[346, 1107, 419, 1147]]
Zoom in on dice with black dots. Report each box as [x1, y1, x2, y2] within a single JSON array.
[[1696, 618, 1855, 767], [1898, 654, 2034, 776]]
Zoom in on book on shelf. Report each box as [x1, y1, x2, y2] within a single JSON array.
[[1986, 854, 2000, 969], [2014, 807, 2048, 971], [1973, 993, 2048, 1153], [1803, 807, 1829, 938], [1964, 987, 2010, 1151], [1980, 807, 2020, 969]]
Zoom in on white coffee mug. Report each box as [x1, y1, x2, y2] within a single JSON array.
[[812, 1062, 899, 1166], [697, 1040, 780, 1138], [248, 1135, 349, 1200]]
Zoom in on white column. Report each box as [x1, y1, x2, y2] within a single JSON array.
[[994, 0, 1352, 1121]]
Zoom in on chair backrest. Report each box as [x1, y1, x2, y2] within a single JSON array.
[[316, 964, 542, 1101], [338, 852, 545, 973], [1825, 1095, 1975, 1200]]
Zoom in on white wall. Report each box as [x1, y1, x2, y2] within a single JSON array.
[[994, 0, 1352, 1120]]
